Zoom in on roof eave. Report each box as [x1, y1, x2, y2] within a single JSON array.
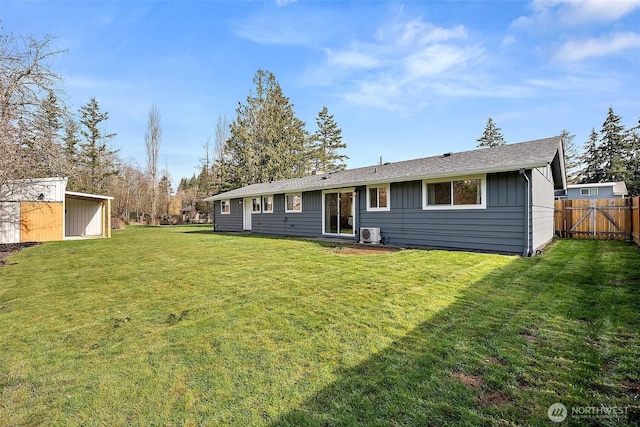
[[207, 162, 550, 201], [65, 191, 114, 200]]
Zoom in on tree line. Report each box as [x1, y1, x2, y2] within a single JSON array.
[[0, 33, 173, 225], [1, 33, 350, 225], [476, 111, 640, 196], [178, 69, 348, 212]]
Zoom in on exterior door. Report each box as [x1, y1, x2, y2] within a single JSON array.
[[243, 198, 252, 231], [323, 190, 354, 236]]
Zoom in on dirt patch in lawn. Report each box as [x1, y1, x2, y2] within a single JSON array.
[[622, 380, 640, 396], [477, 390, 511, 407], [451, 372, 484, 389], [0, 242, 39, 267], [519, 331, 536, 343], [331, 246, 399, 255]]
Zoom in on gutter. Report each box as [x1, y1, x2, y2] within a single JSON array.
[[519, 169, 531, 257], [207, 162, 551, 202]]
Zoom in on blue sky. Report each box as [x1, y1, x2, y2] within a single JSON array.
[[2, 0, 639, 186]]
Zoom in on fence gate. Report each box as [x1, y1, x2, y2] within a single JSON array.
[[555, 198, 632, 241]]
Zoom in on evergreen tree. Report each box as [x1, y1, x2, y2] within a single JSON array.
[[28, 91, 66, 177], [75, 97, 119, 194], [578, 128, 605, 183], [476, 118, 506, 148], [599, 106, 626, 181], [310, 106, 348, 171], [624, 117, 640, 196], [223, 69, 310, 188], [560, 129, 580, 184]]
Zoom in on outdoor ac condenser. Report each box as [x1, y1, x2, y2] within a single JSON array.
[[360, 227, 381, 244]]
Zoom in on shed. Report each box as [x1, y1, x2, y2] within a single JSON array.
[[205, 137, 566, 256], [0, 177, 113, 244]]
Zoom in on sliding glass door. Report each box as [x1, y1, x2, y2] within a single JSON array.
[[324, 190, 354, 235]]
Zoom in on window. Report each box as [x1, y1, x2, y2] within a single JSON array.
[[285, 193, 302, 213], [262, 195, 273, 213], [252, 197, 261, 213], [423, 175, 486, 209], [367, 185, 390, 211], [221, 199, 230, 214], [580, 188, 598, 196]]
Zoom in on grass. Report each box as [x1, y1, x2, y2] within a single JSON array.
[[1, 225, 639, 426]]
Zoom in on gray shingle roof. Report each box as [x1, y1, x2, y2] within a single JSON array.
[[206, 136, 564, 201]]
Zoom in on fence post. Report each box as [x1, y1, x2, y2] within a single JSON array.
[[631, 196, 640, 246]]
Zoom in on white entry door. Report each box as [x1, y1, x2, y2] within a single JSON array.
[[243, 198, 252, 231]]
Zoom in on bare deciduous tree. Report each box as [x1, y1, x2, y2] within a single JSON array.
[[0, 33, 67, 230], [145, 104, 161, 225]]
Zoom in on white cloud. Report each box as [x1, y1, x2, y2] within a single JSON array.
[[554, 32, 640, 61], [396, 21, 468, 46], [326, 49, 381, 69], [513, 0, 640, 27], [404, 44, 482, 78], [501, 35, 517, 47], [308, 17, 493, 109]]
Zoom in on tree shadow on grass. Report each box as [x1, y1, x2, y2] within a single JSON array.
[[269, 241, 640, 426]]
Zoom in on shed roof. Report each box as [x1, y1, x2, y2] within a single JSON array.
[[65, 191, 114, 201], [206, 136, 565, 201]]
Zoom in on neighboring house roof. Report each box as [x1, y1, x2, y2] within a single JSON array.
[[206, 136, 566, 201], [567, 182, 628, 196]]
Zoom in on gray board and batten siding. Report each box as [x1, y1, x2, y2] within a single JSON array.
[[214, 171, 534, 255], [208, 137, 566, 256]]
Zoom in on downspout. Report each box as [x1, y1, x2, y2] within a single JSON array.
[[519, 169, 531, 257], [211, 200, 222, 231], [354, 189, 359, 242]]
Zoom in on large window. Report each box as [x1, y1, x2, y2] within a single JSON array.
[[262, 195, 273, 213], [221, 199, 230, 214], [423, 176, 485, 209], [252, 197, 261, 213], [367, 184, 390, 211], [285, 193, 302, 213]]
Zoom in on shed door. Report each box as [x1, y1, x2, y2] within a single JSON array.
[[243, 198, 252, 231]]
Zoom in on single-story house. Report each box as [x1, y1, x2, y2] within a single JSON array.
[[0, 177, 113, 244], [563, 182, 628, 200], [205, 137, 566, 256]]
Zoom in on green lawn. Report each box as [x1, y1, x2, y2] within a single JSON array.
[[1, 226, 639, 426]]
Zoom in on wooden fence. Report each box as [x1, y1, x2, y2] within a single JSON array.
[[555, 197, 640, 245]]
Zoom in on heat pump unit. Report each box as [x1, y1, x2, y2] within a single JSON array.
[[360, 227, 381, 244]]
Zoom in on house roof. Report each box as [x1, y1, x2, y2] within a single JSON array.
[[206, 136, 565, 201]]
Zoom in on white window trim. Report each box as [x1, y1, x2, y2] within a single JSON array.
[[422, 175, 487, 210], [262, 195, 274, 213], [251, 197, 261, 214], [322, 188, 356, 237], [580, 188, 598, 196], [285, 192, 303, 213], [366, 184, 391, 212], [220, 199, 230, 214]]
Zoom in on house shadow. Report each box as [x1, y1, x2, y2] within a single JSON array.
[[268, 242, 640, 426]]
